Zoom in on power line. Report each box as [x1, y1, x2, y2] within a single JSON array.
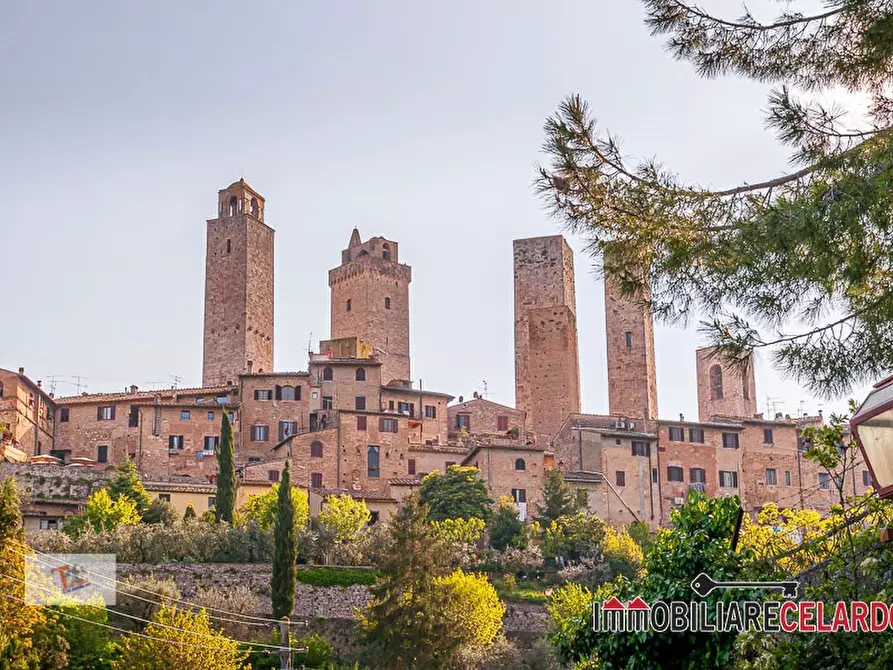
[[7, 541, 303, 627]]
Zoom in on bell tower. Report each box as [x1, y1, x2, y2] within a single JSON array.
[[202, 179, 274, 386]]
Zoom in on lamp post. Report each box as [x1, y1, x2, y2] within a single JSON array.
[[850, 374, 893, 500]]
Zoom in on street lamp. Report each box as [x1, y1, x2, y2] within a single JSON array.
[[851, 375, 893, 499]]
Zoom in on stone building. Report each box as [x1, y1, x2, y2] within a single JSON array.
[[447, 396, 527, 440], [0, 367, 55, 461], [513, 236, 581, 444], [695, 347, 757, 422]]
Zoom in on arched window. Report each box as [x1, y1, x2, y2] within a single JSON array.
[[515, 458, 526, 471], [709, 365, 724, 400], [346, 299, 351, 312], [382, 243, 391, 260], [250, 197, 259, 217], [281, 386, 295, 401], [356, 368, 366, 381], [322, 367, 333, 381], [310, 440, 323, 458], [384, 297, 391, 310], [228, 196, 238, 216]]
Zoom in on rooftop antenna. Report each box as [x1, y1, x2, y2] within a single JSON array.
[[44, 375, 89, 395], [481, 379, 488, 399], [145, 381, 163, 391], [170, 375, 182, 389], [308, 331, 313, 356], [765, 394, 782, 416]]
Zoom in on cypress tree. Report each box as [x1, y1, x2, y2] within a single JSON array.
[[215, 411, 237, 524], [271, 460, 297, 620]]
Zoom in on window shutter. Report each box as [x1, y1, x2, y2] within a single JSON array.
[[295, 386, 302, 400], [110, 406, 116, 420], [275, 385, 282, 400], [97, 407, 102, 420], [253, 390, 260, 400]]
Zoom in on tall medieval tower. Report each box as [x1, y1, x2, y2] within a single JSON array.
[[202, 179, 274, 387], [329, 229, 411, 384], [696, 347, 757, 421], [604, 260, 659, 420], [513, 235, 581, 443]]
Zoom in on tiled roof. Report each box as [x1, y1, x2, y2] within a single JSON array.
[[380, 386, 455, 401], [389, 477, 423, 487], [564, 471, 603, 484], [56, 386, 231, 404], [448, 397, 519, 413], [408, 444, 469, 454], [310, 488, 395, 502], [240, 371, 311, 378], [144, 480, 218, 494]]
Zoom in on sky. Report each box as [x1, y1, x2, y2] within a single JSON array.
[[0, 0, 870, 419]]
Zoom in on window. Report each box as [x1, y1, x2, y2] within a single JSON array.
[[398, 401, 414, 417], [346, 299, 352, 312], [250, 197, 259, 217], [385, 297, 391, 310], [251, 425, 269, 442], [278, 385, 296, 401], [254, 389, 272, 401], [862, 470, 873, 487], [169, 435, 184, 450], [268, 470, 279, 483], [743, 378, 750, 400], [719, 471, 739, 488], [0, 382, 3, 397], [247, 457, 261, 463], [408, 459, 416, 475], [511, 488, 527, 504], [785, 471, 792, 486], [382, 242, 391, 260], [369, 511, 380, 524], [228, 412, 235, 422], [615, 471, 626, 487], [355, 396, 366, 411], [226, 239, 231, 253], [625, 331, 633, 347], [631, 441, 650, 457], [28, 393, 34, 407], [40, 519, 60, 530], [445, 461, 456, 469], [216, 395, 229, 405], [158, 494, 171, 502], [819, 473, 831, 490], [207, 411, 215, 421], [456, 414, 471, 431], [279, 421, 298, 440], [690, 467, 706, 484], [357, 415, 367, 430], [208, 496, 216, 509], [425, 405, 437, 419], [497, 415, 509, 431], [722, 433, 739, 449], [311, 473, 323, 488], [322, 396, 333, 409], [97, 445, 108, 463], [60, 408, 70, 422], [196, 396, 204, 403], [351, 367, 365, 382], [667, 466, 684, 482], [322, 367, 333, 381], [668, 426, 685, 441], [515, 458, 526, 471], [388, 400, 394, 410], [181, 410, 191, 421], [97, 405, 115, 421], [763, 428, 774, 444], [310, 441, 323, 458], [380, 417, 398, 433], [204, 436, 219, 451], [765, 468, 778, 486], [652, 468, 658, 483], [228, 195, 238, 215], [367, 446, 380, 478], [689, 428, 705, 443], [709, 364, 724, 400]]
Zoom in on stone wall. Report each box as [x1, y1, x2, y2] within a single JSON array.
[[1, 462, 108, 501]]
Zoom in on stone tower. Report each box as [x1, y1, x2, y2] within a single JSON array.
[[329, 229, 411, 384], [604, 262, 659, 420], [696, 347, 757, 421], [513, 235, 581, 443], [202, 179, 274, 387]]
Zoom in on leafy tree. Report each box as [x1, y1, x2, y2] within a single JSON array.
[[215, 411, 238, 524], [183, 503, 197, 522], [0, 477, 54, 668], [52, 600, 119, 670], [63, 489, 140, 538], [489, 496, 526, 551], [627, 520, 653, 554], [113, 605, 248, 670], [535, 470, 584, 527], [541, 512, 606, 563], [237, 484, 309, 532], [431, 516, 485, 545], [142, 498, 178, 526], [359, 495, 460, 669], [271, 460, 297, 620], [536, 1, 893, 397], [418, 465, 492, 522], [107, 458, 151, 514], [602, 524, 644, 581], [318, 493, 371, 543], [435, 569, 506, 650]]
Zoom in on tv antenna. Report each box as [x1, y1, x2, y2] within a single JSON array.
[[170, 375, 182, 389], [481, 379, 488, 399], [45, 375, 89, 395]]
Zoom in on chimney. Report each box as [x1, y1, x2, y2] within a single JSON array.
[[130, 385, 139, 394], [37, 380, 42, 388], [679, 413, 684, 422], [18, 367, 24, 375], [247, 360, 253, 375], [774, 412, 783, 421]]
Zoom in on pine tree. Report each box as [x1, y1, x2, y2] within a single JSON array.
[[214, 411, 237, 525], [359, 495, 460, 669], [271, 460, 297, 621], [537, 2, 893, 397], [535, 469, 584, 527], [107, 458, 151, 514]]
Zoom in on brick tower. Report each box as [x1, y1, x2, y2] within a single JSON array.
[[202, 179, 274, 386], [696, 347, 757, 421], [604, 260, 659, 420], [329, 229, 411, 384], [513, 235, 581, 443]]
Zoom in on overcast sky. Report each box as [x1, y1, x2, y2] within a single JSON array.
[[0, 1, 868, 419]]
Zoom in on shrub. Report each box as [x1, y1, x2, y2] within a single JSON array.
[[435, 569, 505, 649], [114, 576, 181, 628], [142, 499, 177, 526], [192, 585, 257, 639], [295, 567, 377, 588]]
